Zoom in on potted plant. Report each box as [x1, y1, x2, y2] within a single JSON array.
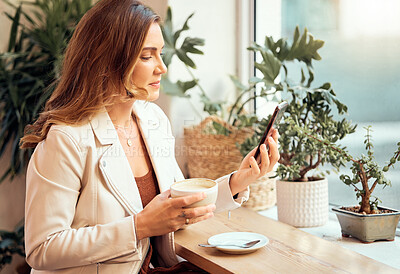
[[0, 0, 92, 269], [239, 27, 356, 223], [295, 123, 400, 242], [160, 7, 255, 180]]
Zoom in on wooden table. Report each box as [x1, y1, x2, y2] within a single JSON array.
[[174, 207, 398, 273]]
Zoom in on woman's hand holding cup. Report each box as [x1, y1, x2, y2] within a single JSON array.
[[135, 179, 217, 240]]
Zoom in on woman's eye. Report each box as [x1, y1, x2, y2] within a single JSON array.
[[141, 56, 152, 60]]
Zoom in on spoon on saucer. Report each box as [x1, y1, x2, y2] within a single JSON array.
[[198, 239, 260, 248]]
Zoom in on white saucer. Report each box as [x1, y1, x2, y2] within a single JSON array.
[[207, 232, 268, 255]]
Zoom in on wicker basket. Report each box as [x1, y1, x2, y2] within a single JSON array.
[[184, 116, 276, 210], [184, 116, 253, 180], [243, 174, 277, 211]]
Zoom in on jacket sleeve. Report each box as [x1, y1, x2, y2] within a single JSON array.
[[171, 146, 249, 213], [163, 110, 249, 212], [25, 128, 142, 270], [214, 172, 250, 213]]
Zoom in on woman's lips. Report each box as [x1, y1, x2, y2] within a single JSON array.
[[149, 81, 160, 89]]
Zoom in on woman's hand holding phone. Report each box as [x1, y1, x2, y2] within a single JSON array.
[[253, 101, 287, 163], [228, 102, 286, 196], [229, 128, 279, 196]]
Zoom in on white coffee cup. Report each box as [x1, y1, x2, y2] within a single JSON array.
[[170, 178, 218, 208]]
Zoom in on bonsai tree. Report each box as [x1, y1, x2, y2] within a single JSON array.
[[239, 27, 356, 181], [294, 124, 400, 214]]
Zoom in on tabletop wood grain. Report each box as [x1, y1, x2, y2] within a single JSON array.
[[174, 207, 399, 274]]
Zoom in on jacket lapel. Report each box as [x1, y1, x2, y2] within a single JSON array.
[[89, 103, 176, 215], [90, 111, 143, 215], [133, 102, 176, 193]]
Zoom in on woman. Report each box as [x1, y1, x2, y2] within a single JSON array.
[[20, 0, 279, 273]]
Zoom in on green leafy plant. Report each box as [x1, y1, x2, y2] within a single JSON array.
[[0, 0, 92, 183], [0, 223, 24, 270], [160, 7, 223, 116], [294, 124, 400, 214], [161, 7, 260, 125], [238, 27, 356, 181]]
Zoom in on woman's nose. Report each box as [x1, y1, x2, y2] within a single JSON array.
[[155, 58, 167, 75]]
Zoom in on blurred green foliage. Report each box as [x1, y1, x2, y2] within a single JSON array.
[[0, 222, 24, 270], [0, 0, 92, 183]]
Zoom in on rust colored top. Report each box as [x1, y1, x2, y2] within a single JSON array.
[[135, 157, 205, 273], [135, 167, 159, 208], [135, 164, 159, 273]]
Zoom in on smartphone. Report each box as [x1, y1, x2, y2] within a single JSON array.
[[253, 101, 288, 163]]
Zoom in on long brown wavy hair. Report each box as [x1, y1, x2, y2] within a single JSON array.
[[20, 0, 160, 149]]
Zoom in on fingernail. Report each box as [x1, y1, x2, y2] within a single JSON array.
[[262, 144, 267, 149]]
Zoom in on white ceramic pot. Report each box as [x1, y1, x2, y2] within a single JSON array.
[[276, 178, 329, 227]]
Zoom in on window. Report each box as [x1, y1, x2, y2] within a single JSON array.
[[254, 0, 400, 210]]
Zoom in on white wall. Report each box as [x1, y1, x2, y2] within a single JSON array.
[[254, 0, 282, 118], [165, 0, 238, 174]]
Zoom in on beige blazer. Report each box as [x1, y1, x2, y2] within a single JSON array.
[[25, 101, 249, 273]]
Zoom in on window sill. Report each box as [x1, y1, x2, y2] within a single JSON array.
[[258, 205, 400, 270]]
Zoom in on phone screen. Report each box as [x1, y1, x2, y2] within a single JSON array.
[[254, 101, 288, 163]]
